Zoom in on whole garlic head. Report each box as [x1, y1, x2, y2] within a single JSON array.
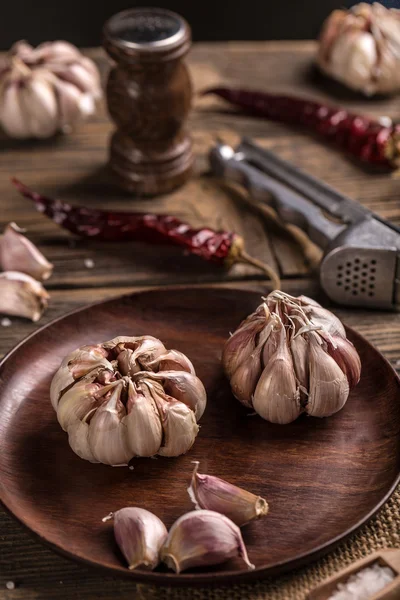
[[0, 40, 101, 139], [317, 3, 400, 95], [51, 335, 207, 465], [222, 291, 361, 424]]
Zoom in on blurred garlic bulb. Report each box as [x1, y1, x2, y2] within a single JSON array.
[[317, 3, 400, 95], [51, 335, 206, 465], [0, 222, 53, 281], [222, 291, 361, 424], [0, 40, 101, 139]]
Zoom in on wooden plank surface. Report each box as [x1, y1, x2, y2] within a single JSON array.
[[0, 41, 400, 599]]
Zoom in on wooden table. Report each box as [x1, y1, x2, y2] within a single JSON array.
[[0, 41, 399, 599]]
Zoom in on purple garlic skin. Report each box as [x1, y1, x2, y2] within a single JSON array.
[[222, 291, 361, 424], [317, 3, 400, 95], [50, 336, 206, 465]]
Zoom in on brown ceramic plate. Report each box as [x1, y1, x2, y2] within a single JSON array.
[[1, 288, 400, 585]]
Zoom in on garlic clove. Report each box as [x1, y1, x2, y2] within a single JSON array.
[[152, 389, 199, 457], [54, 78, 89, 130], [50, 345, 112, 410], [54, 62, 100, 96], [303, 304, 346, 338], [123, 380, 162, 457], [222, 318, 265, 378], [143, 370, 207, 421], [88, 380, 132, 466], [67, 419, 98, 463], [114, 507, 167, 570], [0, 77, 30, 138], [188, 462, 268, 527], [21, 74, 58, 138], [0, 271, 49, 322], [0, 222, 53, 281], [290, 332, 309, 391], [229, 344, 262, 408], [324, 334, 361, 390], [56, 370, 103, 430], [253, 320, 301, 424], [161, 510, 255, 573], [146, 349, 195, 375], [307, 334, 350, 418]]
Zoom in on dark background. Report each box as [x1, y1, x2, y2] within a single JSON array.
[[0, 0, 399, 49]]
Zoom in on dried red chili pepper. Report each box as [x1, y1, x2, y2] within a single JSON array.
[[11, 178, 280, 288], [203, 87, 400, 169]]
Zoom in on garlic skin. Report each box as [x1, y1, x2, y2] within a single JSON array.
[[188, 462, 268, 527], [160, 510, 255, 573], [50, 336, 206, 465], [0, 40, 101, 139], [0, 222, 53, 281], [222, 291, 361, 424], [0, 271, 49, 321], [317, 3, 400, 95], [114, 507, 167, 570]]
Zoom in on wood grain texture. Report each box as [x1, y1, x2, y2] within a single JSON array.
[[0, 41, 400, 599], [1, 288, 399, 587]]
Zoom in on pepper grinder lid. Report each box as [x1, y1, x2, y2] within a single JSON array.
[[103, 7, 191, 63]]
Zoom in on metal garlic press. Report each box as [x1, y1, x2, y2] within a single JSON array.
[[209, 138, 400, 310]]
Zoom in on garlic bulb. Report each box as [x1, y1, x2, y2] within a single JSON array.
[[0, 222, 53, 281], [51, 336, 207, 465], [0, 40, 101, 139], [160, 510, 255, 573], [188, 462, 268, 527], [317, 3, 400, 95], [222, 291, 361, 424], [114, 507, 167, 570]]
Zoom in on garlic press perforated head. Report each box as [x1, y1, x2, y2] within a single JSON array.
[[209, 138, 400, 310]]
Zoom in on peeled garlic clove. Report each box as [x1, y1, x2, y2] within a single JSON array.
[[0, 271, 49, 322], [114, 507, 167, 570], [153, 391, 199, 457], [324, 335, 361, 389], [88, 381, 132, 466], [307, 334, 349, 418], [146, 349, 195, 375], [188, 462, 268, 527], [161, 510, 255, 573], [144, 371, 207, 420], [124, 381, 162, 457], [229, 344, 262, 408], [0, 222, 53, 281], [222, 319, 264, 378], [253, 322, 301, 424]]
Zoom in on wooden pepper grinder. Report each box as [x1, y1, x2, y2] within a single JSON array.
[[103, 8, 194, 195]]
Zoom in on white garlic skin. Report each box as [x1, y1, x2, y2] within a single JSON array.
[[223, 291, 361, 424], [0, 271, 49, 321], [317, 3, 400, 95], [0, 40, 101, 139], [50, 336, 206, 466]]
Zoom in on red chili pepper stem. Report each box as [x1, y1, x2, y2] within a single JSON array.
[[11, 178, 280, 289], [203, 87, 400, 170]]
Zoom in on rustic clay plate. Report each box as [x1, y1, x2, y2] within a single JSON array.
[[1, 288, 400, 585]]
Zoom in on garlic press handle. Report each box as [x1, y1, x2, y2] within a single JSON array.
[[209, 142, 345, 250]]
